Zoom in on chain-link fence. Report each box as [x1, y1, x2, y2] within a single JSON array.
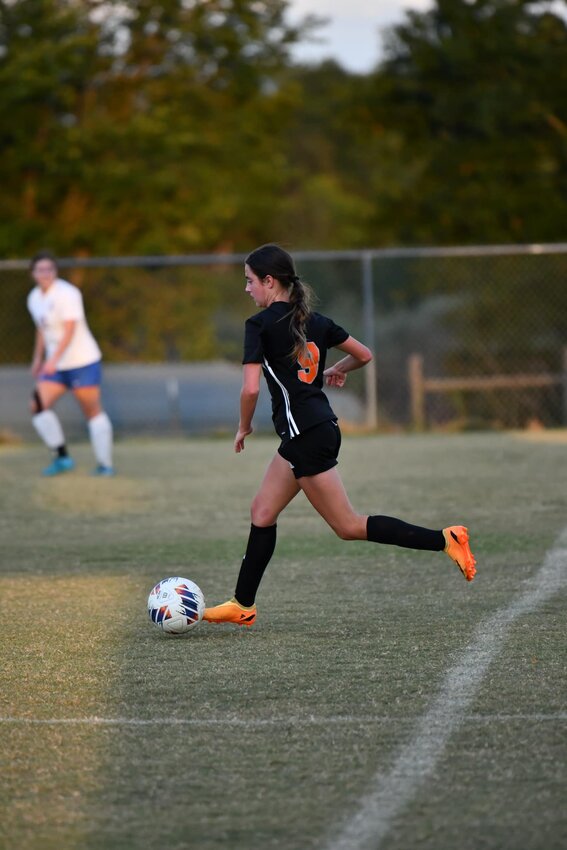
[[1, 245, 566, 439]]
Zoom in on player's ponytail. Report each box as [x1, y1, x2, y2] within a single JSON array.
[[245, 244, 314, 362], [288, 274, 314, 361]]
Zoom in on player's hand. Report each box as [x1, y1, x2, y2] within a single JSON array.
[[323, 366, 347, 388], [234, 426, 253, 453], [31, 358, 43, 379], [42, 358, 58, 376]]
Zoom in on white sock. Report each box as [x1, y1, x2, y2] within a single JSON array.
[[88, 411, 113, 468], [32, 410, 65, 451]]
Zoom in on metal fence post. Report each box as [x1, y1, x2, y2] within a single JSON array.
[[166, 376, 181, 433], [361, 251, 378, 429], [563, 346, 567, 427], [408, 354, 425, 431]]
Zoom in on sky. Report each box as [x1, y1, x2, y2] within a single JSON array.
[[287, 0, 433, 72]]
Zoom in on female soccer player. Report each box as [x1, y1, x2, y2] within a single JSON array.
[[204, 244, 476, 625], [27, 251, 114, 476]]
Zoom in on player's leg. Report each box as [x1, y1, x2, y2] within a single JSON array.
[[299, 467, 476, 581], [249, 450, 301, 527], [237, 452, 300, 602], [299, 467, 444, 546], [73, 383, 114, 475], [204, 453, 301, 624], [298, 467, 366, 540], [31, 381, 75, 475]]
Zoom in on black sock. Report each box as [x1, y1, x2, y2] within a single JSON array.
[[55, 445, 68, 459], [367, 515, 444, 551], [234, 523, 277, 607]]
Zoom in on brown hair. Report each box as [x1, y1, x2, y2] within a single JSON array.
[[30, 250, 58, 273], [245, 244, 314, 361]]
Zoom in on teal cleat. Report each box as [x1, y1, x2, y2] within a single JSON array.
[[42, 456, 75, 476], [92, 464, 115, 477]]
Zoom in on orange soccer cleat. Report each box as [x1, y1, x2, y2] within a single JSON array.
[[203, 598, 257, 626], [443, 525, 477, 582]]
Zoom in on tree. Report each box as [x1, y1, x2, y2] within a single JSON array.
[[272, 60, 411, 248], [369, 0, 567, 244], [0, 0, 105, 254], [0, 0, 318, 256]]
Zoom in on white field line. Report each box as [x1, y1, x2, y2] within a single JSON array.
[[324, 525, 567, 850], [0, 713, 566, 727]]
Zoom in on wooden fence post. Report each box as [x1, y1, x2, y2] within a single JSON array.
[[361, 252, 378, 429], [408, 354, 425, 431]]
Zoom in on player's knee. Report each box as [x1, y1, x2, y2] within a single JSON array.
[[250, 499, 278, 527], [86, 406, 103, 420], [333, 525, 357, 541], [331, 517, 363, 541]]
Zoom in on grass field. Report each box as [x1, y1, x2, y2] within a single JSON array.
[[1, 433, 566, 850]]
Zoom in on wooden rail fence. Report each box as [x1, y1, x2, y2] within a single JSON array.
[[408, 347, 567, 430]]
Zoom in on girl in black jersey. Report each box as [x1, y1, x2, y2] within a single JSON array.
[[204, 245, 476, 626]]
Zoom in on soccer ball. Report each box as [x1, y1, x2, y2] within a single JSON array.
[[147, 577, 205, 635]]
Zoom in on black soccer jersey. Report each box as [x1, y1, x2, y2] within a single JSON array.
[[242, 302, 349, 443]]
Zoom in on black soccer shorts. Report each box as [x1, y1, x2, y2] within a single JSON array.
[[278, 419, 341, 479]]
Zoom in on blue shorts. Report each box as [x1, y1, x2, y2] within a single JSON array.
[[40, 360, 102, 389]]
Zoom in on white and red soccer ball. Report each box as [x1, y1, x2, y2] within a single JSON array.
[[147, 577, 205, 634]]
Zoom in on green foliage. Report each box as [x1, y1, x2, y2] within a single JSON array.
[[2, 0, 567, 370], [81, 266, 219, 361], [373, 0, 567, 243], [2, 0, 566, 258], [0, 0, 314, 256], [81, 264, 254, 362]]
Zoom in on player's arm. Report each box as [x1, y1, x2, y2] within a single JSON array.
[[31, 328, 45, 378], [324, 336, 372, 388], [235, 363, 262, 453], [42, 320, 77, 375]]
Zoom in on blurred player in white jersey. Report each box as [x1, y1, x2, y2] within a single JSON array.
[[27, 251, 114, 476]]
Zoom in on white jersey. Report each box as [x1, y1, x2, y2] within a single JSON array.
[[27, 278, 102, 370]]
